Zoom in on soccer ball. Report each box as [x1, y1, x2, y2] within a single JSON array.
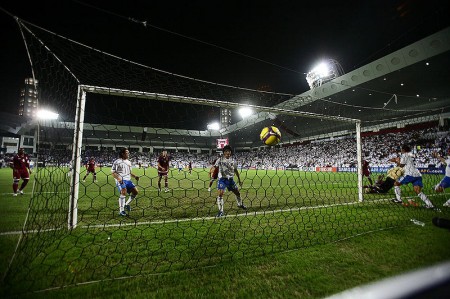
[[260, 126, 281, 146]]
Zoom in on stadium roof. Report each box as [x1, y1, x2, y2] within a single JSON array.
[[223, 26, 450, 147], [0, 112, 28, 137]]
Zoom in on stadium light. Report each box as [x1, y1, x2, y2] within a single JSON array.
[[306, 59, 344, 89], [36, 109, 59, 120], [207, 122, 220, 130], [238, 107, 253, 119]]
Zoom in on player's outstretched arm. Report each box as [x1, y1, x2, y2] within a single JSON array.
[[132, 173, 140, 181], [111, 172, 122, 183], [234, 169, 243, 187], [432, 152, 447, 165]]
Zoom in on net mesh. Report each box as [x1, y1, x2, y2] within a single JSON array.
[[2, 19, 449, 295]]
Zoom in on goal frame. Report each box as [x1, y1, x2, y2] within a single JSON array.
[[67, 85, 363, 228]]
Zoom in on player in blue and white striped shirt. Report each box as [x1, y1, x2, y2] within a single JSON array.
[[111, 148, 140, 216], [390, 144, 435, 209], [212, 145, 246, 217]]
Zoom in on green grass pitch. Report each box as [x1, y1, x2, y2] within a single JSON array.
[[0, 166, 448, 297]]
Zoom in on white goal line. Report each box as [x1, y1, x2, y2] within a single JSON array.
[[0, 198, 397, 236]]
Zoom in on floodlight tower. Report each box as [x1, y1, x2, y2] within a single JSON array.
[[306, 59, 344, 89], [19, 78, 39, 118], [220, 108, 232, 128]]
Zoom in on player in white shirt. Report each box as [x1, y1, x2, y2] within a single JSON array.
[[212, 145, 246, 217], [390, 144, 435, 209], [111, 148, 140, 216], [433, 148, 450, 207]]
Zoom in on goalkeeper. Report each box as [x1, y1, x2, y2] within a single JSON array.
[[365, 166, 404, 194]]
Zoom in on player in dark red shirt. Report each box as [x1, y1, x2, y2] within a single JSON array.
[[82, 157, 97, 182], [362, 159, 373, 186], [157, 149, 170, 192], [10, 148, 32, 196], [208, 157, 220, 192]]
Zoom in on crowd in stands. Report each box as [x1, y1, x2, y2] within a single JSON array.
[[90, 127, 449, 171], [233, 127, 449, 170], [1, 127, 448, 171]]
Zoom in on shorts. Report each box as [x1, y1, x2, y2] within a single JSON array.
[[217, 178, 238, 191], [398, 175, 423, 188], [116, 180, 136, 193], [436, 176, 450, 190], [13, 169, 29, 180], [158, 171, 168, 177]]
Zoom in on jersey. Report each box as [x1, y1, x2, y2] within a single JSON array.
[[362, 160, 371, 176], [111, 158, 132, 181], [12, 153, 30, 179], [86, 160, 96, 172], [386, 166, 404, 180], [13, 154, 30, 172], [400, 152, 421, 177], [158, 154, 170, 175], [214, 156, 237, 179]]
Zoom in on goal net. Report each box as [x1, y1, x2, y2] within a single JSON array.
[[3, 18, 448, 295]]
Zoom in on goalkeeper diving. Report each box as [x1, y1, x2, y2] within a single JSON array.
[[364, 166, 404, 194]]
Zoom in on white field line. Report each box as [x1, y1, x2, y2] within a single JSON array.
[[0, 197, 399, 236]]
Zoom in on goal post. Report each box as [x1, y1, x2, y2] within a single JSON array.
[[68, 87, 86, 229], [356, 121, 363, 202]]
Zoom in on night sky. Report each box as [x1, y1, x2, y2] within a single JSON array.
[[1, 0, 449, 115]]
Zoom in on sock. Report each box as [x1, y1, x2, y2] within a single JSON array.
[[20, 179, 29, 190], [126, 195, 136, 205], [119, 195, 125, 212], [217, 196, 223, 212], [418, 192, 433, 207], [13, 180, 19, 193], [236, 196, 242, 206], [394, 186, 401, 201]]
